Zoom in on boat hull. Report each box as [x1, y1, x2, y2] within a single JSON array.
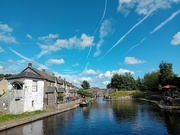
[[79, 102, 89, 107]]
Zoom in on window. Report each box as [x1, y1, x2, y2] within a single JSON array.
[[32, 80, 38, 92], [12, 82, 23, 90]]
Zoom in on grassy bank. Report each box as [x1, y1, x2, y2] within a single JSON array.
[[109, 90, 143, 98], [0, 110, 45, 123]]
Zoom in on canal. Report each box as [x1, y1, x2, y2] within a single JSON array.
[[1, 97, 180, 135]]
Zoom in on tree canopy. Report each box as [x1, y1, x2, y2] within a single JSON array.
[[110, 72, 136, 90], [107, 61, 180, 92], [81, 80, 90, 90]]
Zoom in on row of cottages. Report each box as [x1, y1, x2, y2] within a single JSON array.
[[3, 63, 78, 114]]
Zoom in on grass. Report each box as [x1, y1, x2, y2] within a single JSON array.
[[0, 110, 45, 123], [109, 90, 143, 98]]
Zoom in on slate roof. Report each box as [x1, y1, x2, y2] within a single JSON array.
[[7, 71, 44, 80], [22, 67, 56, 82]]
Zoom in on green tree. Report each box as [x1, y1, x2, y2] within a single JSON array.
[[0, 74, 12, 78], [142, 71, 160, 91], [81, 80, 90, 90], [106, 83, 111, 88], [110, 72, 136, 90], [158, 61, 177, 86], [136, 77, 144, 91]]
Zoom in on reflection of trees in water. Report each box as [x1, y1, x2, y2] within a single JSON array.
[[150, 108, 180, 134], [43, 110, 76, 135], [110, 100, 180, 134], [163, 111, 180, 134], [139, 101, 180, 135], [110, 101, 137, 123], [143, 102, 180, 134]]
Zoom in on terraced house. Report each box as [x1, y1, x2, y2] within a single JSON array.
[[0, 63, 77, 114]]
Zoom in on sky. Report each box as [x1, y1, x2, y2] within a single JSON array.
[[0, 0, 180, 88]]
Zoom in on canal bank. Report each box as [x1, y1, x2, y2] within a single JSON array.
[[0, 100, 80, 132], [138, 98, 180, 110], [104, 96, 180, 110]]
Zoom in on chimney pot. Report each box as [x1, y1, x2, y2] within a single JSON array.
[[28, 63, 32, 67]]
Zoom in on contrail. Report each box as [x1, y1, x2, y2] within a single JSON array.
[[150, 9, 180, 34], [124, 36, 148, 56], [9, 48, 49, 70], [93, 0, 107, 36], [98, 11, 152, 61], [10, 47, 32, 61], [86, 0, 107, 59], [125, 9, 180, 55]]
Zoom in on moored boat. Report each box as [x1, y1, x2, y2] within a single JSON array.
[[79, 101, 89, 107], [79, 98, 90, 107]]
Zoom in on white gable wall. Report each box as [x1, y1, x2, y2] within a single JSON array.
[[23, 79, 44, 112]]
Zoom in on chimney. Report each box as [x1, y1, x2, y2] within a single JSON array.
[[59, 76, 61, 78], [42, 69, 46, 72], [52, 73, 55, 76], [28, 63, 32, 67]]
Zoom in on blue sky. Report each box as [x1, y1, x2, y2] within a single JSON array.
[[0, 0, 180, 88]]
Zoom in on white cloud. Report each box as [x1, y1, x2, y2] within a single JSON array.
[[0, 46, 4, 52], [46, 58, 65, 65], [27, 34, 32, 39], [83, 69, 97, 75], [103, 81, 110, 86], [117, 0, 180, 16], [94, 19, 113, 57], [117, 0, 136, 16], [125, 57, 145, 64], [0, 23, 13, 32], [0, 22, 17, 44], [0, 65, 3, 70], [171, 32, 180, 45], [37, 33, 94, 58], [72, 63, 79, 67], [80, 33, 94, 48], [80, 77, 92, 82], [38, 33, 59, 43], [97, 68, 134, 79]]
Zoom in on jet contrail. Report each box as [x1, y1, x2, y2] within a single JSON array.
[[124, 36, 148, 56], [125, 9, 180, 55], [98, 11, 152, 61], [86, 0, 107, 59], [9, 48, 49, 70], [150, 9, 180, 35]]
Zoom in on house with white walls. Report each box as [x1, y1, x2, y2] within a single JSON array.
[[0, 63, 78, 114], [7, 71, 44, 114]]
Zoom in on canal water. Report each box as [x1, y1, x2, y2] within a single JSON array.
[[1, 97, 180, 135]]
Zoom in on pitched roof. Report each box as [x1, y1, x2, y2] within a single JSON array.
[[22, 67, 55, 82], [7, 71, 44, 80]]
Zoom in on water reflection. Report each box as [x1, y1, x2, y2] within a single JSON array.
[[42, 109, 76, 135], [0, 98, 180, 135], [0, 120, 43, 135]]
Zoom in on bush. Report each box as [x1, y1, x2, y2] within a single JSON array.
[[77, 90, 93, 98]]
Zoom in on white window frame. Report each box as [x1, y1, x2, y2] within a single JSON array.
[[32, 80, 38, 92]]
